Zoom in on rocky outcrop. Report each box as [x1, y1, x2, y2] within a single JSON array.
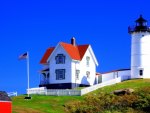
[[112, 88, 134, 96]]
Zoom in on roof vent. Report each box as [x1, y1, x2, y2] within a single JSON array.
[[71, 37, 76, 46]]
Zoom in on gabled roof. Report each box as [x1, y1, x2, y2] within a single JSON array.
[[135, 15, 147, 22], [60, 42, 89, 61], [40, 47, 55, 64], [40, 42, 89, 64], [0, 91, 11, 101]]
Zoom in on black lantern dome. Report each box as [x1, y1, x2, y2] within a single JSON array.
[[128, 15, 150, 33]]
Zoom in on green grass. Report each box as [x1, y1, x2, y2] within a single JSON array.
[[12, 79, 150, 113], [92, 79, 150, 94], [12, 95, 83, 113]]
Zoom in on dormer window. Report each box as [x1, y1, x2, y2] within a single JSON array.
[[55, 54, 65, 64], [86, 56, 90, 66]]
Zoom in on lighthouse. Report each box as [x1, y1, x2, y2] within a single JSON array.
[[129, 15, 150, 78]]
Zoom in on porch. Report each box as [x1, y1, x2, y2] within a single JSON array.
[[39, 68, 50, 85]]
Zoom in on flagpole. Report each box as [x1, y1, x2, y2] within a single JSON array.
[[27, 52, 30, 97]]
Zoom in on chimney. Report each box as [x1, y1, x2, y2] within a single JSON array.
[[71, 37, 76, 46]]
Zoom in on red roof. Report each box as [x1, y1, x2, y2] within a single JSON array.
[[40, 47, 55, 64], [40, 42, 89, 64], [96, 72, 101, 76]]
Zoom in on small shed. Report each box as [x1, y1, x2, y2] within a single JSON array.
[[0, 91, 12, 113]]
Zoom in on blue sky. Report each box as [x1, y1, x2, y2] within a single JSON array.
[[0, 0, 150, 94]]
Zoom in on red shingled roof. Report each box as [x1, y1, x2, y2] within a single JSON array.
[[40, 42, 89, 64], [40, 47, 55, 64]]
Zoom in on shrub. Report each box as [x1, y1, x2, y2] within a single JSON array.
[[65, 87, 150, 113]]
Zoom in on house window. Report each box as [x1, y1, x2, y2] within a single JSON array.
[[86, 56, 90, 66], [114, 72, 118, 78], [86, 71, 90, 78], [139, 69, 143, 76], [55, 54, 65, 64], [55, 69, 65, 80], [76, 70, 80, 80]]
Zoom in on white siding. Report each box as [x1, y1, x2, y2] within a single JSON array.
[[118, 70, 131, 81], [48, 44, 72, 84], [71, 47, 96, 86], [45, 43, 98, 87], [131, 32, 150, 78], [102, 70, 131, 82], [102, 72, 115, 82]]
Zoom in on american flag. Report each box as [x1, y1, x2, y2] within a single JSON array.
[[19, 52, 28, 59]]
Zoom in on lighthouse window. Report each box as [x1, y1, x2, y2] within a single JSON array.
[[139, 69, 143, 76]]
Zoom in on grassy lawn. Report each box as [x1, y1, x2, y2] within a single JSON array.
[[12, 95, 83, 113], [12, 79, 150, 113], [89, 79, 150, 95]]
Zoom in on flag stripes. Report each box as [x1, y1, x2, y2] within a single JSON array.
[[19, 52, 28, 59]]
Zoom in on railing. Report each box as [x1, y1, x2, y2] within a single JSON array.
[[81, 77, 121, 95], [46, 89, 81, 96], [28, 77, 121, 96], [28, 88, 81, 96], [27, 87, 46, 95], [40, 80, 49, 85], [128, 26, 150, 33], [7, 92, 17, 97]]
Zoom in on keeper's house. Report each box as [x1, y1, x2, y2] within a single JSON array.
[[39, 38, 99, 89]]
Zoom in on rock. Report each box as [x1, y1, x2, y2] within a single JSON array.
[[125, 88, 134, 94], [112, 88, 134, 96]]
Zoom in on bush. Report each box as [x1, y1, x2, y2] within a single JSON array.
[[65, 87, 150, 113], [133, 87, 150, 112]]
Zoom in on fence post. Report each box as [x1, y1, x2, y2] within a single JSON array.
[[45, 89, 47, 95], [68, 90, 71, 96], [15, 92, 17, 96], [57, 90, 59, 96]]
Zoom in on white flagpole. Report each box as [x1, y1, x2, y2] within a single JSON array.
[[27, 52, 30, 97]]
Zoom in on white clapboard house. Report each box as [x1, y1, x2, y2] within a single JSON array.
[[39, 38, 99, 89]]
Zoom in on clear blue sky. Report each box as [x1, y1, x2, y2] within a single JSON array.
[[0, 0, 150, 94]]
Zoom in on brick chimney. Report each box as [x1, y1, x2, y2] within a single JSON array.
[[71, 37, 76, 46]]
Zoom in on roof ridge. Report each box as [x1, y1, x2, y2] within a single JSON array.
[[40, 42, 90, 64], [77, 44, 90, 46], [76, 45, 82, 60]]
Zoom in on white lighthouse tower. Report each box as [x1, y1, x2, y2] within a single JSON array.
[[129, 15, 150, 78]]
